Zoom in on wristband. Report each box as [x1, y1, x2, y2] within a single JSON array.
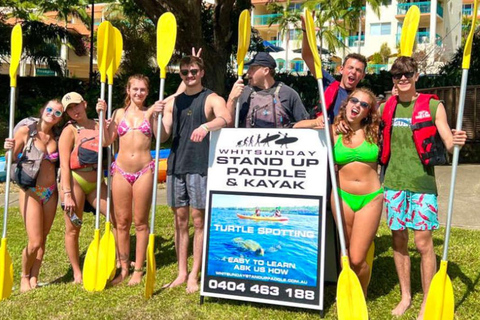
[[201, 124, 210, 132]]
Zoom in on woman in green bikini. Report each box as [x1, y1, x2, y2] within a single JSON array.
[[331, 87, 382, 296], [58, 92, 114, 284]]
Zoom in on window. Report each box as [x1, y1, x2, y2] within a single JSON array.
[[370, 23, 391, 36]]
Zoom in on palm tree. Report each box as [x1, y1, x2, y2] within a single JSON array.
[[38, 0, 91, 75], [267, 0, 302, 72], [303, 0, 391, 55]]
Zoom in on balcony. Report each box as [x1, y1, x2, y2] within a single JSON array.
[[347, 35, 365, 47], [367, 64, 388, 74], [395, 32, 442, 46], [397, 1, 443, 18], [253, 14, 282, 26]]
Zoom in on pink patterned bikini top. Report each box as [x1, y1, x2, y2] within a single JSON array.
[[117, 109, 152, 138]]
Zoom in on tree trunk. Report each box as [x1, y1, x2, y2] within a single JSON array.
[[131, 0, 251, 96]]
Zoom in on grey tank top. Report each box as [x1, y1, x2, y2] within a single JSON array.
[[167, 88, 212, 175]]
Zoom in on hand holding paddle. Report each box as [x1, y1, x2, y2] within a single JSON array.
[[83, 20, 114, 292], [145, 12, 177, 300], [234, 10, 251, 128], [424, 1, 478, 319], [1, 23, 22, 301], [303, 10, 368, 319]]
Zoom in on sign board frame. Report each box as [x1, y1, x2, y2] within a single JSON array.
[[200, 128, 331, 312]]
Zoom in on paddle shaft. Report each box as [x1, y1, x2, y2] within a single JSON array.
[[316, 79, 348, 255], [105, 84, 113, 224], [149, 78, 165, 231], [442, 68, 468, 261], [234, 76, 242, 128], [2, 88, 16, 239], [95, 83, 106, 230]]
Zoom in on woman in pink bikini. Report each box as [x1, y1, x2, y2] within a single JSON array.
[[3, 100, 64, 292], [97, 74, 162, 285]]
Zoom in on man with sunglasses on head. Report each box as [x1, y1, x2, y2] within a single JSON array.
[[379, 56, 467, 319], [227, 52, 309, 128], [154, 55, 232, 293]]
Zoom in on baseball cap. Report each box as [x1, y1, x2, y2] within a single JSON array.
[[61, 92, 84, 109], [245, 52, 277, 69]]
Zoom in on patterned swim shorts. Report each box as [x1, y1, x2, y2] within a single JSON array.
[[384, 188, 439, 231]]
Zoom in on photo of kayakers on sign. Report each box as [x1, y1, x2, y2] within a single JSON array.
[[205, 192, 321, 287]]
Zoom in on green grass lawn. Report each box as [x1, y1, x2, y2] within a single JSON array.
[[0, 205, 479, 320]]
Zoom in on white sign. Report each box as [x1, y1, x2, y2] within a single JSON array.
[[201, 128, 330, 311]]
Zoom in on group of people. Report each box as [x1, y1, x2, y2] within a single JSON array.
[[4, 37, 467, 318]]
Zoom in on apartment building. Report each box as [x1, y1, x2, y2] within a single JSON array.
[[1, 1, 474, 78], [252, 0, 466, 74]]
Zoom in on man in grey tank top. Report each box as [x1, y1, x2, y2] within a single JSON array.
[[154, 55, 231, 293]]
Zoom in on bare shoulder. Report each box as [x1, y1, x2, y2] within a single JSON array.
[[206, 92, 226, 106]]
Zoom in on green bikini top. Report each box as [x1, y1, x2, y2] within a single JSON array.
[[333, 134, 379, 165]]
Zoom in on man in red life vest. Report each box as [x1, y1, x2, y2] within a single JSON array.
[[294, 17, 367, 128], [380, 56, 466, 319]]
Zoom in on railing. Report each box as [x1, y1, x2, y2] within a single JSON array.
[[463, 7, 472, 16], [252, 14, 282, 26], [395, 32, 442, 46], [347, 35, 365, 47], [268, 40, 283, 47], [397, 1, 443, 18], [367, 64, 388, 74]]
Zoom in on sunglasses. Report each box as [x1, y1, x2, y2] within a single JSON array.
[[349, 97, 371, 109], [45, 107, 63, 117], [180, 69, 199, 76], [391, 72, 415, 80]]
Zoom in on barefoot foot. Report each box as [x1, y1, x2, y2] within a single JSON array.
[[186, 275, 199, 294], [73, 273, 82, 284], [392, 298, 411, 317], [20, 275, 32, 293], [417, 300, 427, 320], [29, 276, 38, 289], [111, 268, 129, 286], [128, 269, 143, 286], [163, 275, 187, 289]]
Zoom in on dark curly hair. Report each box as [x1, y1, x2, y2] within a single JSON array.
[[333, 87, 379, 144]]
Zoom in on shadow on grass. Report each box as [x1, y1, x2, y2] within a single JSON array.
[[49, 248, 88, 285]]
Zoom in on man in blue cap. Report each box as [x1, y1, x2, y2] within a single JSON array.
[[227, 52, 308, 128]]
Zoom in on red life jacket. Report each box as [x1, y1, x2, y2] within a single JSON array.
[[69, 122, 100, 170], [379, 93, 446, 166], [314, 80, 341, 118]]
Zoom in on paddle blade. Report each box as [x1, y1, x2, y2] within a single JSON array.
[[157, 12, 177, 79], [304, 9, 322, 79], [337, 256, 368, 320], [236, 9, 251, 77], [97, 21, 114, 83], [83, 230, 107, 292], [424, 260, 454, 320], [0, 238, 13, 300], [366, 242, 375, 286], [145, 234, 156, 299], [107, 27, 123, 85], [399, 5, 420, 57], [463, 0, 479, 69], [99, 222, 116, 281], [9, 24, 22, 88]]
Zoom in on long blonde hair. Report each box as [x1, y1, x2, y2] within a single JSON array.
[[333, 87, 379, 144], [123, 74, 150, 110]]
